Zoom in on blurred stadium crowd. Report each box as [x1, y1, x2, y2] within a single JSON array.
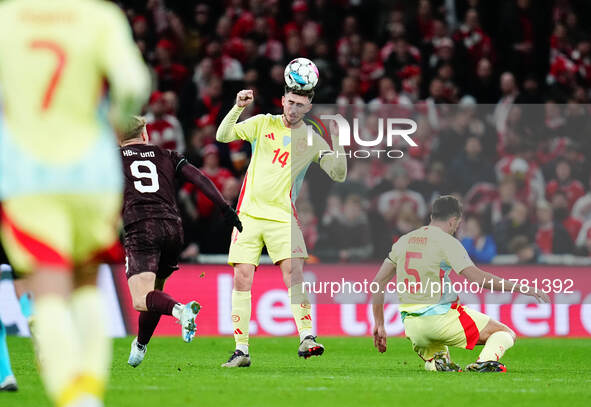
[[115, 0, 591, 263]]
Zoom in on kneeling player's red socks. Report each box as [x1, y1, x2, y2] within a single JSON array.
[[138, 311, 162, 346], [145, 290, 178, 316]]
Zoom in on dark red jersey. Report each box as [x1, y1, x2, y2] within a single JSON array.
[[120, 144, 186, 228]]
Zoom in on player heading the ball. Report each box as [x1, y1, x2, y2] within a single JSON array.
[[215, 76, 347, 367]]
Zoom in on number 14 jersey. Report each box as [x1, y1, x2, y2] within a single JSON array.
[[230, 112, 330, 223]]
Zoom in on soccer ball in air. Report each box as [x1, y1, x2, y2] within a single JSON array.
[[284, 57, 319, 91]]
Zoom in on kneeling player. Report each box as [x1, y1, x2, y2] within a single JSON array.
[[371, 196, 549, 372], [120, 117, 242, 367]]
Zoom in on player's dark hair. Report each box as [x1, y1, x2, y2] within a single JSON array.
[[121, 116, 147, 142], [284, 86, 315, 102], [431, 195, 463, 221]]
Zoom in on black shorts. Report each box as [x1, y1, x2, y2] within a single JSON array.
[[123, 218, 184, 280], [0, 207, 12, 278], [0, 240, 19, 280], [0, 240, 9, 266]]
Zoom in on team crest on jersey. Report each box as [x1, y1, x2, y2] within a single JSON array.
[[283, 135, 291, 146], [296, 137, 308, 153]]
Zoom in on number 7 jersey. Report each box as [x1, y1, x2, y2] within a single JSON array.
[[0, 0, 149, 199]]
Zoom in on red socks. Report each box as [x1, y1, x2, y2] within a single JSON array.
[[145, 290, 177, 316]]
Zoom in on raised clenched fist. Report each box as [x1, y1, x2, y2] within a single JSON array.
[[236, 90, 254, 108]]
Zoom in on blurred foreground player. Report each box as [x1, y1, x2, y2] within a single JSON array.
[[120, 117, 242, 367], [0, 0, 150, 405], [0, 243, 33, 392], [216, 89, 347, 367], [371, 196, 549, 372]]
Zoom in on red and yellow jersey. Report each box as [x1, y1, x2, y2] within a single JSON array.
[[0, 0, 149, 198], [217, 106, 346, 222]]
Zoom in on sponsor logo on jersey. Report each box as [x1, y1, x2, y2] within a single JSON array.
[[122, 149, 138, 157]]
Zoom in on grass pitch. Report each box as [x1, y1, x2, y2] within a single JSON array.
[[3, 336, 590, 407]]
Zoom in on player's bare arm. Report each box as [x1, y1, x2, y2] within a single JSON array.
[[179, 164, 243, 232], [215, 90, 254, 143], [461, 266, 550, 303], [371, 260, 397, 353]]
